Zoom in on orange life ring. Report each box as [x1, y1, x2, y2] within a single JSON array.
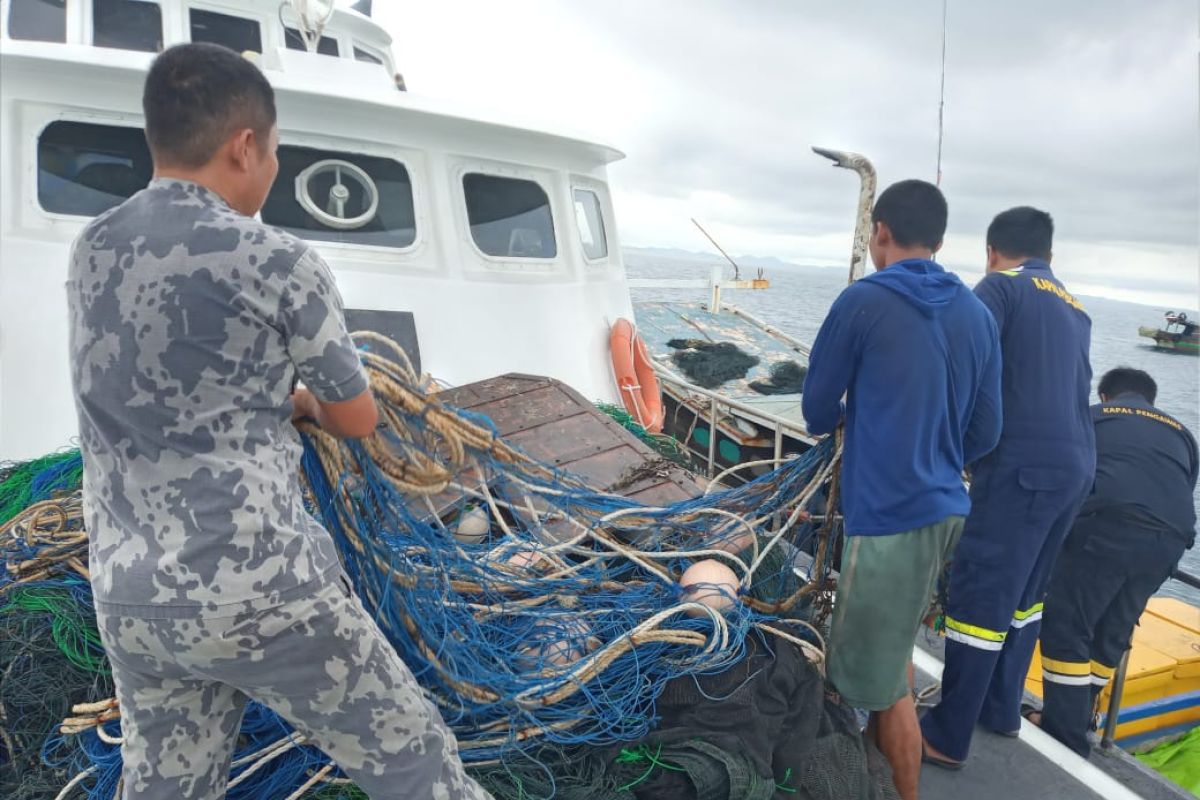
[[609, 318, 664, 433]]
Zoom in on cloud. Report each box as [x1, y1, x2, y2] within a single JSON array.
[[376, 0, 1198, 305]]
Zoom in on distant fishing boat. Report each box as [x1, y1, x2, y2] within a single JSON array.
[[1139, 312, 1200, 355]]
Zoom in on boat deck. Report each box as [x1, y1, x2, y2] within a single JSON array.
[[634, 301, 809, 425], [915, 635, 1188, 800]]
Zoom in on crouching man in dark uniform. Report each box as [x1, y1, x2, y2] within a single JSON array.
[[1035, 368, 1199, 756]]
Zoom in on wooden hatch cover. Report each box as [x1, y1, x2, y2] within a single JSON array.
[[439, 373, 703, 505]]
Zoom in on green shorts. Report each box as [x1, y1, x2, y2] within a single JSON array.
[[827, 516, 965, 711]]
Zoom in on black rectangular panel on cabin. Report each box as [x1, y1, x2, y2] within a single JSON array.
[[345, 309, 421, 376]]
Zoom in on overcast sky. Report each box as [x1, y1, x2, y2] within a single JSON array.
[[378, 1, 1199, 309]]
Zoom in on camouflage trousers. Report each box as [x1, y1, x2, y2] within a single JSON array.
[[98, 575, 493, 800]]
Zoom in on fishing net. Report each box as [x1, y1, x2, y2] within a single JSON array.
[[667, 339, 761, 389], [605, 631, 900, 800], [0, 450, 84, 527], [596, 402, 694, 469], [749, 361, 809, 396], [0, 333, 896, 800], [0, 584, 113, 800]]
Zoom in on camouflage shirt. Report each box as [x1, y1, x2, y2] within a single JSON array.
[[67, 178, 367, 618]]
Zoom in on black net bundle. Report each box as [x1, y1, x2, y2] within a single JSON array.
[[667, 339, 760, 389], [470, 745, 637, 800], [608, 633, 900, 800], [750, 361, 809, 396], [475, 635, 900, 800]]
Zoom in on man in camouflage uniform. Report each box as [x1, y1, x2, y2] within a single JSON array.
[[66, 43, 491, 800]]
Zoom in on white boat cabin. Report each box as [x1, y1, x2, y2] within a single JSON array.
[[0, 0, 634, 460]]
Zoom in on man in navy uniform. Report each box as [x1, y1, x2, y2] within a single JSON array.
[[921, 207, 1095, 767], [1033, 368, 1198, 756]]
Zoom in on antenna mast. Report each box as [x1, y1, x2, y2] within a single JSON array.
[[936, 0, 948, 186]]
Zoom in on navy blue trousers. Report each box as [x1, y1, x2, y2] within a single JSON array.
[[1039, 515, 1186, 756], [921, 445, 1092, 761]]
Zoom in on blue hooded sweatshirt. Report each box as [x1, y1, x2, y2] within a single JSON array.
[[802, 259, 1003, 536]]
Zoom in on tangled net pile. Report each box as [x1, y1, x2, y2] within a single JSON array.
[[1, 334, 868, 800]]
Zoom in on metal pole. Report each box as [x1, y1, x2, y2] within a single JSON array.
[[935, 0, 948, 186], [707, 396, 719, 478], [772, 427, 785, 532], [1101, 649, 1131, 750], [811, 147, 878, 284], [1170, 569, 1200, 591], [692, 218, 743, 281], [708, 261, 723, 313]]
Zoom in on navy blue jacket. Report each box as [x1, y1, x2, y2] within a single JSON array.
[[1081, 394, 1198, 545], [802, 259, 1003, 536], [973, 260, 1094, 462]]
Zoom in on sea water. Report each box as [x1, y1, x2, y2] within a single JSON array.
[[626, 251, 1200, 606]]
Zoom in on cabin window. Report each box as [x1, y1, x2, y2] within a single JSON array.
[[261, 145, 416, 249], [7, 0, 66, 43], [284, 26, 338, 55], [353, 46, 382, 65], [94, 0, 163, 52], [573, 188, 608, 260], [189, 8, 262, 53], [463, 174, 557, 259], [37, 121, 152, 216]]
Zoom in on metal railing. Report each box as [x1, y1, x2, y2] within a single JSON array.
[[652, 366, 816, 480]]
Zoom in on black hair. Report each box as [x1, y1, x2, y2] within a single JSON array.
[[870, 180, 948, 250], [987, 206, 1054, 261], [1098, 367, 1157, 404], [143, 43, 276, 168]]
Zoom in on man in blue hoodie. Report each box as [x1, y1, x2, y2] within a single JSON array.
[[921, 207, 1095, 768], [803, 179, 1002, 800]]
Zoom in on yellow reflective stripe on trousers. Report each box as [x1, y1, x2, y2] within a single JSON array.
[[1042, 656, 1090, 676], [944, 617, 1006, 641], [1090, 660, 1116, 685], [1013, 602, 1043, 620], [1043, 656, 1092, 686], [943, 617, 1006, 650], [1010, 602, 1044, 628]]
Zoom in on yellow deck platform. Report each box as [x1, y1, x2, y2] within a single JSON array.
[[1025, 597, 1200, 747]]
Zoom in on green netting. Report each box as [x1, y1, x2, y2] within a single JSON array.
[[1136, 726, 1200, 796], [0, 587, 115, 800], [596, 402, 694, 469], [0, 449, 83, 525], [1, 587, 109, 674]]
